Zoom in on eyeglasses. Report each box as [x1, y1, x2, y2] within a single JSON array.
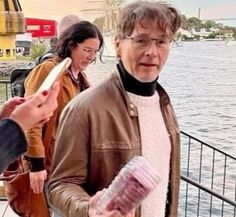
[[125, 36, 173, 51], [77, 43, 99, 57]]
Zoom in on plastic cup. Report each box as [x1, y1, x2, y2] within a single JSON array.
[[96, 156, 161, 215]]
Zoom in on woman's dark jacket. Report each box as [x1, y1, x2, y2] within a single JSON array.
[[0, 118, 27, 173]]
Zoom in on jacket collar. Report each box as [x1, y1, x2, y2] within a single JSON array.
[[111, 70, 170, 118]]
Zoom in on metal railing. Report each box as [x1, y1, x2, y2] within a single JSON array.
[[0, 79, 11, 102], [0, 79, 235, 216], [179, 131, 236, 217]]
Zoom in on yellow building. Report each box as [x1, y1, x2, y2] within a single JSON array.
[[0, 0, 25, 60]]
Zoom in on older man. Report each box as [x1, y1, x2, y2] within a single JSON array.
[[49, 1, 181, 217]]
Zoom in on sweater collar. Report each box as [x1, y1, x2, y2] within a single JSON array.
[[117, 61, 158, 96]]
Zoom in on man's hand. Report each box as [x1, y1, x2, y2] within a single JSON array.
[[89, 190, 135, 217]]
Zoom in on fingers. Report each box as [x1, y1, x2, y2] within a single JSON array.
[[9, 82, 59, 131], [109, 210, 122, 217], [37, 83, 59, 120], [4, 97, 25, 106], [90, 190, 105, 208], [23, 91, 50, 108], [29, 171, 47, 194], [23, 82, 59, 114], [127, 209, 135, 217], [89, 190, 107, 217], [38, 117, 51, 125], [30, 177, 45, 194], [43, 81, 60, 107], [0, 97, 25, 118]]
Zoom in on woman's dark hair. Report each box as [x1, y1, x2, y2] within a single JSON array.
[[56, 21, 104, 61]]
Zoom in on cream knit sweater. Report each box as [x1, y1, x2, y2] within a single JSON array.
[[127, 91, 171, 217]]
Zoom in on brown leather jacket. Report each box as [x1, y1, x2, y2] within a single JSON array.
[[49, 71, 180, 217], [24, 59, 90, 172]]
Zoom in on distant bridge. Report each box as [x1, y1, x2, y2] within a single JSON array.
[[201, 18, 236, 22]]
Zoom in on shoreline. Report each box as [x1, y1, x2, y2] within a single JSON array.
[[0, 60, 33, 77]]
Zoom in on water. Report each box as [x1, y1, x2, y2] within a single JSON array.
[[162, 41, 236, 154], [87, 40, 236, 154], [85, 41, 236, 216]]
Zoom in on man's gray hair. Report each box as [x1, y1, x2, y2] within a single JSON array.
[[57, 15, 81, 36], [117, 1, 181, 38]]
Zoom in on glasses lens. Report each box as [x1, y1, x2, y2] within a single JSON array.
[[78, 44, 99, 57], [132, 37, 150, 48], [128, 36, 172, 50], [156, 38, 172, 50]]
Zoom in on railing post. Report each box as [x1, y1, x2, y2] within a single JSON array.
[[180, 131, 236, 217]]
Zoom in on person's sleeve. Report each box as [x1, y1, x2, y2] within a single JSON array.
[[48, 102, 90, 217], [24, 62, 55, 171], [0, 118, 27, 173]]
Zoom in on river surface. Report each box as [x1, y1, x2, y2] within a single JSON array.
[[85, 40, 236, 216]]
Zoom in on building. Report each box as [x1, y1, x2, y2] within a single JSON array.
[[16, 32, 32, 56], [15, 18, 57, 56], [0, 0, 25, 60]]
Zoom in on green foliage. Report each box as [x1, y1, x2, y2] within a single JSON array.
[[181, 34, 194, 41], [218, 30, 225, 36], [30, 43, 46, 60], [187, 17, 203, 30], [176, 32, 182, 40], [204, 20, 216, 29], [181, 15, 188, 29], [207, 32, 216, 39], [181, 16, 235, 34], [16, 55, 31, 61]]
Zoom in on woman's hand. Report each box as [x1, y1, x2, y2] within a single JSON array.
[[10, 82, 60, 131], [30, 170, 47, 194], [0, 97, 25, 119]]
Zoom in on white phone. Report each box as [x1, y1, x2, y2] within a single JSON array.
[[37, 57, 72, 93]]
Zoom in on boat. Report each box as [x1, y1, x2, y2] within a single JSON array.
[[81, 0, 124, 58]]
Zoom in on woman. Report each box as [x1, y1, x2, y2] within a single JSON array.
[[24, 21, 103, 216]]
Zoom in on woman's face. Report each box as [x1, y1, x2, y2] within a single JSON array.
[[70, 37, 100, 71]]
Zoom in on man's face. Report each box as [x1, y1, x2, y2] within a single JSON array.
[[115, 22, 171, 82]]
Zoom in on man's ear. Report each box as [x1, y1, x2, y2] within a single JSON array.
[[114, 35, 121, 57]]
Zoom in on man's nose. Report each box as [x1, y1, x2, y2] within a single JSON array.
[[145, 41, 158, 56]]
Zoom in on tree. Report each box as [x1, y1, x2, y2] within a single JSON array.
[[181, 15, 188, 29], [187, 17, 202, 30], [30, 44, 46, 61], [204, 20, 216, 29], [176, 32, 182, 41], [207, 32, 216, 39]]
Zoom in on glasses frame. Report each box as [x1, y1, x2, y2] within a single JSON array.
[[124, 35, 173, 51], [77, 43, 100, 57]]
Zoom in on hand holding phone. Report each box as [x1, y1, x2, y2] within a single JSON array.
[[37, 57, 72, 93]]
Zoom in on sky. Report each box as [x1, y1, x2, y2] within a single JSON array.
[[19, 0, 236, 27], [169, 0, 236, 27]]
